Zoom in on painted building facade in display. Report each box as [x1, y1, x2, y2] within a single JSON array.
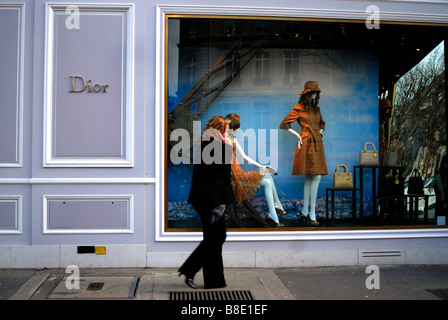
[[0, 0, 447, 268]]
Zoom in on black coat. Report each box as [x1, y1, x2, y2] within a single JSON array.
[[188, 138, 235, 206]]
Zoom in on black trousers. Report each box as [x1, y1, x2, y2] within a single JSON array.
[[179, 204, 227, 289]]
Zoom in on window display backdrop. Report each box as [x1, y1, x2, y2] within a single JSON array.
[[165, 17, 444, 230]]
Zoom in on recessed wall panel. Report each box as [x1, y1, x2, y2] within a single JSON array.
[[0, 196, 22, 234], [44, 195, 133, 233], [0, 202, 17, 228], [0, 6, 23, 166], [44, 4, 134, 167]]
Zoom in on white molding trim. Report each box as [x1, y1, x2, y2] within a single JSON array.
[[31, 177, 156, 184], [155, 3, 448, 242], [0, 195, 22, 234], [156, 228, 448, 242], [43, 194, 134, 234], [0, 177, 156, 184], [155, 3, 448, 24], [43, 3, 135, 167], [154, 3, 165, 246], [0, 3, 25, 167]]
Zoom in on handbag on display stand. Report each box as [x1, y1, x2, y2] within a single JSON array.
[[333, 164, 353, 188], [378, 167, 404, 196], [408, 169, 424, 194], [359, 142, 379, 166]]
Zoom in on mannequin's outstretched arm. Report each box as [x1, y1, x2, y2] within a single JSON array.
[[234, 138, 276, 175]]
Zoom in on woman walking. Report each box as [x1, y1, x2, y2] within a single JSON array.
[[178, 115, 235, 289]]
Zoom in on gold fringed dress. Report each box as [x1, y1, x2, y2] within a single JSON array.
[[230, 142, 264, 201]]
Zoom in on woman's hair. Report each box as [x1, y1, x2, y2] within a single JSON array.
[[201, 115, 231, 140], [225, 113, 241, 131], [299, 91, 320, 111]]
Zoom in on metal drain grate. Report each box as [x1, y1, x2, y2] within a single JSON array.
[[87, 283, 104, 291], [170, 290, 254, 300], [426, 288, 448, 300]]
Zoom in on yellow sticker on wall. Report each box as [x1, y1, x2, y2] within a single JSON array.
[[95, 246, 106, 255]]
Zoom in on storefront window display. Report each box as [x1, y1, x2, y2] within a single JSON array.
[[166, 16, 447, 231]]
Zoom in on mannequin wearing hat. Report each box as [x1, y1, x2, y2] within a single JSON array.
[[280, 81, 328, 226]]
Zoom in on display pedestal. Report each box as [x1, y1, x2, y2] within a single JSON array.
[[354, 165, 380, 221], [377, 194, 430, 225], [325, 188, 357, 227]]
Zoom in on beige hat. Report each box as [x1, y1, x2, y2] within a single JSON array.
[[300, 81, 321, 95]]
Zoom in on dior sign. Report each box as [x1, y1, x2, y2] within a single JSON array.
[[70, 75, 109, 93]]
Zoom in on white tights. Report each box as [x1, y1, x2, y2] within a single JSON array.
[[302, 175, 321, 221], [260, 175, 284, 223]]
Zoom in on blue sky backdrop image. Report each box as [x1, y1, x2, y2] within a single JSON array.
[[167, 48, 378, 221]]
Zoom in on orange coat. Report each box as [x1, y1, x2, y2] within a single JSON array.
[[280, 103, 328, 176]]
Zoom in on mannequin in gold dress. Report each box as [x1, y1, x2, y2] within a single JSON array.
[[226, 113, 287, 227]]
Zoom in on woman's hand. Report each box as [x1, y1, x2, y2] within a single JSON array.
[[261, 165, 277, 175]]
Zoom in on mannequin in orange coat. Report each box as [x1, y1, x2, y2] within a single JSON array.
[[280, 81, 328, 226]]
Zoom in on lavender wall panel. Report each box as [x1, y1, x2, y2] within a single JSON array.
[[0, 201, 17, 229], [47, 199, 129, 230], [0, 7, 22, 165], [44, 4, 134, 167]]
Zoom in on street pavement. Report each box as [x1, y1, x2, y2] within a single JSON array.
[[1, 265, 447, 301]]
